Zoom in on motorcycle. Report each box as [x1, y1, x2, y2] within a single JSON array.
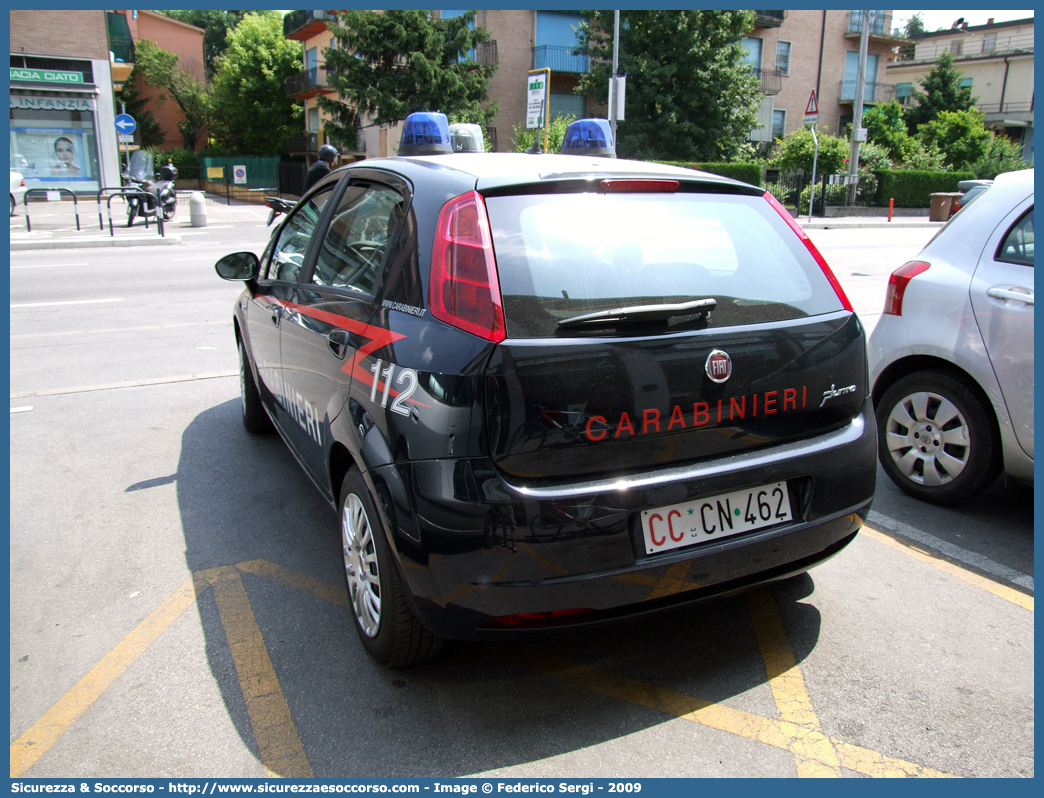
[[123, 150, 178, 227], [265, 195, 295, 226]]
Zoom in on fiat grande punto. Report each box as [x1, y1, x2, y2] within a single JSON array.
[[215, 144, 876, 666]]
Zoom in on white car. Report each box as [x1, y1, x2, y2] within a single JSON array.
[[10, 171, 27, 216], [869, 168, 1033, 503]]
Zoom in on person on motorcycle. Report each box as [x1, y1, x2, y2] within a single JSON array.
[[303, 144, 339, 193]]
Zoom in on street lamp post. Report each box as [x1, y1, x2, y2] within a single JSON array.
[[847, 9, 871, 205]]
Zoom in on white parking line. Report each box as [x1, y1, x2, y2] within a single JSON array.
[[10, 406, 34, 414], [10, 263, 89, 269], [11, 298, 123, 309], [867, 510, 1034, 593]]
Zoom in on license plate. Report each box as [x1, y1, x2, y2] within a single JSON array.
[[640, 481, 792, 555]]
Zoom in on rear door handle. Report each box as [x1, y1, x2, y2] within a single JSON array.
[[988, 286, 1034, 305]]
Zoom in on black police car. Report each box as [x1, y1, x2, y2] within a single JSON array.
[[215, 117, 876, 666]]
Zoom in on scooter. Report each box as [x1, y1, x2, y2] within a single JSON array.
[[124, 150, 178, 227], [265, 196, 295, 226]]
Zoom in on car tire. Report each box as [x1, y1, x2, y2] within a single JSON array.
[[238, 339, 272, 434], [10, 195, 14, 217], [338, 468, 443, 667], [876, 371, 1001, 504]]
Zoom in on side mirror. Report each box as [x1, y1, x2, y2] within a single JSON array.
[[215, 251, 260, 282]]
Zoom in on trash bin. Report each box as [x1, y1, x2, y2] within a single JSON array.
[[929, 192, 961, 222]]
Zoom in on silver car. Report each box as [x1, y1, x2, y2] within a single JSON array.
[[869, 168, 1033, 503]]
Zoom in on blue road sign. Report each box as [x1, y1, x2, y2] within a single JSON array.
[[115, 114, 137, 135]]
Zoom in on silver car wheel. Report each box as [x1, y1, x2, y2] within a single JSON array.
[[884, 390, 970, 487], [342, 493, 382, 638]]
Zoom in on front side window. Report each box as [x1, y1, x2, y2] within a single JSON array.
[[997, 207, 1034, 267], [265, 186, 334, 281], [311, 182, 405, 294]]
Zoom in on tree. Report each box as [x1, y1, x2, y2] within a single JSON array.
[[133, 39, 213, 151], [574, 10, 761, 161], [210, 12, 304, 155], [160, 10, 248, 77], [510, 114, 577, 153], [116, 67, 165, 149], [317, 10, 498, 149], [904, 13, 926, 39], [970, 135, 1030, 179], [918, 109, 991, 169], [905, 52, 976, 132], [862, 100, 910, 163], [770, 128, 849, 175]]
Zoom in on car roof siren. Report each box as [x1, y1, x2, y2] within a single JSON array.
[[449, 123, 485, 153], [398, 112, 453, 156], [560, 118, 616, 158]]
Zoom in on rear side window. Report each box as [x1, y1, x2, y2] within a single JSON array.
[[996, 207, 1034, 266], [484, 191, 845, 337]]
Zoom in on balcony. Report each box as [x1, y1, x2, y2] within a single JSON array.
[[287, 134, 318, 154], [844, 12, 908, 44], [753, 11, 786, 28], [284, 10, 334, 41], [533, 45, 589, 74], [897, 32, 1034, 63], [755, 68, 783, 95], [838, 81, 896, 104], [286, 67, 334, 99]]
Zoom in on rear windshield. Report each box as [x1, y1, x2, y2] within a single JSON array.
[[484, 191, 845, 338]]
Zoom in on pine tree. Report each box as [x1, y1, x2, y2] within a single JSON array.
[[905, 52, 976, 132], [316, 10, 498, 149], [574, 10, 762, 161]]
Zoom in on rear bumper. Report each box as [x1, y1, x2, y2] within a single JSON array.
[[369, 400, 877, 639]]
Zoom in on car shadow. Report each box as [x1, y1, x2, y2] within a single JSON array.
[[177, 399, 824, 777]]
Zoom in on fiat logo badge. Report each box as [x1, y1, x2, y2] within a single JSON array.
[[705, 350, 732, 383]]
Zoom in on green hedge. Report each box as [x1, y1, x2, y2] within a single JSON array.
[[875, 170, 976, 207], [653, 161, 763, 187]]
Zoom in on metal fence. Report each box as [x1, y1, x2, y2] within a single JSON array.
[[764, 171, 880, 216], [199, 157, 280, 191]]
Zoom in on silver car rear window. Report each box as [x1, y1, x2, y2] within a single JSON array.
[[484, 191, 845, 337]]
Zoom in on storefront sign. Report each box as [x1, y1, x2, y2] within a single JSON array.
[[11, 68, 84, 85], [11, 96, 93, 112]]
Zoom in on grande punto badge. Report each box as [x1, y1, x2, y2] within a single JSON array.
[[705, 349, 732, 383]]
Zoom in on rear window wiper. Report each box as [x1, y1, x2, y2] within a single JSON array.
[[556, 298, 717, 329]]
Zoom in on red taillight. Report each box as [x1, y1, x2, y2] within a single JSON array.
[[485, 608, 594, 628], [762, 191, 854, 312], [600, 179, 679, 192], [429, 190, 506, 343], [20, 179, 25, 188], [883, 261, 931, 316]]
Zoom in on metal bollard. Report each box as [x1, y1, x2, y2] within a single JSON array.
[[189, 192, 207, 227]]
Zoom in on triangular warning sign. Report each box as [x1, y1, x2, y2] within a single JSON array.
[[805, 90, 819, 115]]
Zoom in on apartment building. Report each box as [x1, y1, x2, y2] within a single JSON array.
[[283, 10, 590, 160], [886, 17, 1034, 161], [10, 10, 123, 193], [747, 10, 906, 141]]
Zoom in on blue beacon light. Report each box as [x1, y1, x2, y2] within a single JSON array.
[[560, 118, 616, 158], [398, 112, 452, 156]]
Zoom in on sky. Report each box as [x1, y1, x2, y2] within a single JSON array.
[[890, 9, 1033, 31]]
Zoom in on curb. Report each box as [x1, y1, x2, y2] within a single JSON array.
[[800, 221, 945, 229], [11, 235, 181, 251]]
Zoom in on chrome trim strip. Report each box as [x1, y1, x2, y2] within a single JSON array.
[[502, 412, 868, 500]]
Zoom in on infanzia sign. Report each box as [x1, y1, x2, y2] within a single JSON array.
[[11, 68, 84, 85]]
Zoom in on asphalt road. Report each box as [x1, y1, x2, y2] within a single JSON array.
[[9, 218, 1033, 778]]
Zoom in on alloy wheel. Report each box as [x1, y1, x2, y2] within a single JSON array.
[[342, 493, 382, 637]]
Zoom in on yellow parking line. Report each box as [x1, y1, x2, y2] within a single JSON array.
[[493, 644, 953, 777], [209, 566, 314, 778], [645, 562, 693, 599], [236, 559, 349, 608], [746, 588, 841, 777], [9, 578, 199, 777], [861, 526, 1033, 612]]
